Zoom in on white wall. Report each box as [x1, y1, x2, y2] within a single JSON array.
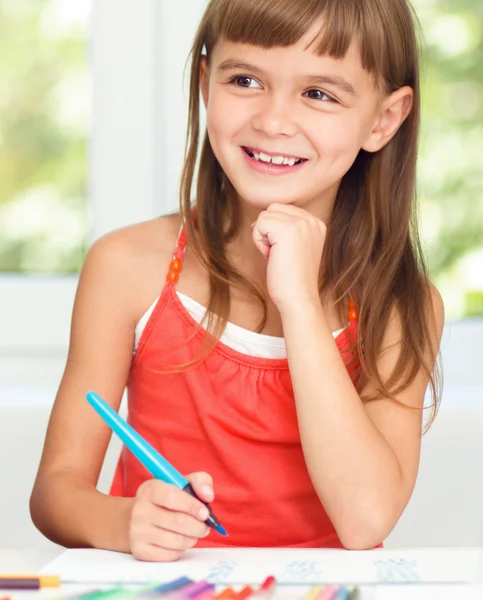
[[91, 0, 208, 238]]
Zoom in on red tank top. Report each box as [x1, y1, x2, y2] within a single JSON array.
[[110, 225, 361, 548]]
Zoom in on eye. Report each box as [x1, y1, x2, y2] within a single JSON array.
[[228, 76, 262, 89], [304, 89, 337, 103]]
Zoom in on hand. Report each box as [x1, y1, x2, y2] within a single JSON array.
[[251, 203, 327, 311], [129, 472, 214, 562]]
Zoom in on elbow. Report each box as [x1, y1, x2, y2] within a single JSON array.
[[335, 513, 396, 550], [338, 530, 385, 550], [30, 480, 58, 544], [29, 483, 47, 537]]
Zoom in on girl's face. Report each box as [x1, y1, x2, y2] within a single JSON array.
[[200, 24, 412, 218]]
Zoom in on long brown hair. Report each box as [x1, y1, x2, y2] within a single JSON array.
[[177, 0, 441, 430]]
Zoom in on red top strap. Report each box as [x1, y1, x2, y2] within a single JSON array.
[[167, 219, 359, 323], [166, 224, 188, 284]]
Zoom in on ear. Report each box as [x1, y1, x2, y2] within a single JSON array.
[[200, 56, 210, 108], [362, 86, 414, 153]]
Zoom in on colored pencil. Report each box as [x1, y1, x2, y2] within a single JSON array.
[[214, 588, 237, 600], [185, 583, 215, 600], [165, 581, 215, 600], [334, 589, 351, 600], [191, 589, 216, 600], [301, 587, 321, 600], [259, 577, 276, 593], [236, 586, 254, 600], [79, 579, 196, 600], [314, 586, 338, 600], [144, 578, 195, 596], [0, 575, 61, 590]]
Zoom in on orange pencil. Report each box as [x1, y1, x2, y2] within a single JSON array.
[[215, 588, 237, 600]]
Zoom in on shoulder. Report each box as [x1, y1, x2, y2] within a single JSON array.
[[359, 279, 444, 404], [85, 214, 181, 271], [386, 280, 444, 343], [77, 213, 182, 327], [427, 282, 445, 333]]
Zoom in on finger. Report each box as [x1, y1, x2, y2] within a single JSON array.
[[258, 208, 325, 243], [265, 204, 324, 235], [153, 507, 211, 539], [132, 543, 183, 563], [186, 472, 214, 502], [150, 526, 201, 551], [252, 225, 271, 260], [252, 213, 289, 257], [141, 480, 210, 522]]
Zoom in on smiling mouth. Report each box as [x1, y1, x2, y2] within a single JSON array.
[[242, 147, 308, 166]]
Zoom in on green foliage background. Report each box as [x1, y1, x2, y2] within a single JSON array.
[[0, 0, 482, 318]]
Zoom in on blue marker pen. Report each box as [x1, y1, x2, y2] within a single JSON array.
[[86, 391, 227, 536]]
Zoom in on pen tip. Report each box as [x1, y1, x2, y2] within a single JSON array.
[[215, 523, 228, 536]]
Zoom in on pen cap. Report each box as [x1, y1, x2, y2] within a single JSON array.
[[86, 391, 188, 488]]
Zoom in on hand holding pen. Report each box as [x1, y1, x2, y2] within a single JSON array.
[[86, 391, 227, 563], [130, 472, 216, 562]]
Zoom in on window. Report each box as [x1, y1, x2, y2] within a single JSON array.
[[0, 0, 90, 382], [414, 0, 483, 319]]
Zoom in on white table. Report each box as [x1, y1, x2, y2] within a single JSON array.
[[2, 548, 483, 600]]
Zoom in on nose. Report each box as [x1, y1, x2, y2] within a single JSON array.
[[251, 94, 299, 138]]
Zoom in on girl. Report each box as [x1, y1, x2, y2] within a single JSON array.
[[30, 0, 444, 560]]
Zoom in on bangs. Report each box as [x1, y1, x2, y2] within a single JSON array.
[[203, 0, 387, 80]]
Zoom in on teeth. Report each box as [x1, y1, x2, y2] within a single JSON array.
[[252, 150, 300, 166], [259, 152, 273, 163]]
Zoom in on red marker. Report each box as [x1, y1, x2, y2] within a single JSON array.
[[259, 577, 276, 592], [253, 577, 276, 598], [236, 587, 254, 600]]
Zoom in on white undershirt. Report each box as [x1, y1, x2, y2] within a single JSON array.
[[134, 292, 345, 359]]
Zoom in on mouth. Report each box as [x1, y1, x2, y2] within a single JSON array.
[[242, 146, 308, 167]]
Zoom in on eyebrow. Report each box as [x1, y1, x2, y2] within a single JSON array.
[[216, 59, 357, 96]]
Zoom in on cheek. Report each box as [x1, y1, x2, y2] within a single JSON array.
[[206, 92, 244, 140], [310, 113, 367, 158]]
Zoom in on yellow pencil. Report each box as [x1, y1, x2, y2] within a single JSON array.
[[301, 586, 321, 600]]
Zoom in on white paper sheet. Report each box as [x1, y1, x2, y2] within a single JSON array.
[[375, 585, 483, 599], [39, 548, 479, 586]]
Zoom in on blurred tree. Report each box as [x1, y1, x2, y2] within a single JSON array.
[[0, 0, 89, 273], [414, 0, 483, 315]]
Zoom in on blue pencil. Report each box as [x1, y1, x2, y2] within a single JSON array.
[[86, 391, 227, 536], [334, 588, 355, 600]]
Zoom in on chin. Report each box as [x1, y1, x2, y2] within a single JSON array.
[[238, 192, 306, 210]]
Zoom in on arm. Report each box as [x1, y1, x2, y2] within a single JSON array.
[[30, 232, 141, 550], [252, 202, 444, 550], [280, 285, 444, 550], [31, 218, 217, 558]]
